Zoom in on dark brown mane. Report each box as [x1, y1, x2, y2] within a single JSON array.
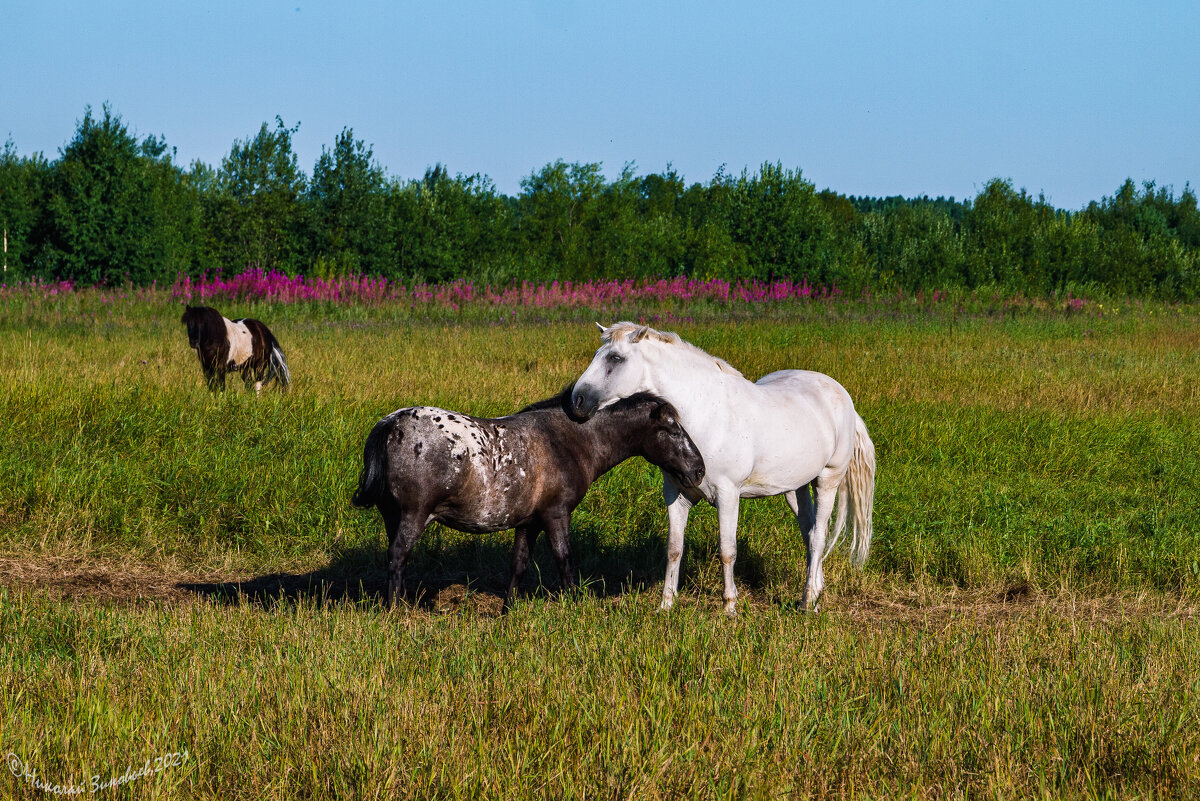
[[517, 385, 575, 415], [517, 386, 670, 423], [181, 305, 224, 346]]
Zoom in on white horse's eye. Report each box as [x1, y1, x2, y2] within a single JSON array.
[[606, 352, 625, 364]]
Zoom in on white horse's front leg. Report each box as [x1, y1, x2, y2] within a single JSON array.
[[661, 476, 694, 611], [716, 487, 742, 616]]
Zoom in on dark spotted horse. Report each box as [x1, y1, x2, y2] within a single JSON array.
[[352, 388, 706, 610], [180, 305, 291, 393]]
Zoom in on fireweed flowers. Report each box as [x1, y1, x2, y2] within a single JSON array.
[[1, 268, 1100, 316], [168, 268, 844, 310]]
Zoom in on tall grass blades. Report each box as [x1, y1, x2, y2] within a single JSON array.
[[1, 290, 1199, 798]]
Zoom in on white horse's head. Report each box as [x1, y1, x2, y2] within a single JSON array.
[[570, 322, 656, 419]]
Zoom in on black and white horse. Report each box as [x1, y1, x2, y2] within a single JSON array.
[[352, 389, 706, 610], [180, 305, 291, 393]]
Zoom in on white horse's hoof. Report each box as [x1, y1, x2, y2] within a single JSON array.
[[659, 598, 675, 612], [723, 600, 738, 617]]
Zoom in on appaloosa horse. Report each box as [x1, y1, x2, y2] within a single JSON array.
[[352, 389, 705, 610], [181, 305, 291, 393]]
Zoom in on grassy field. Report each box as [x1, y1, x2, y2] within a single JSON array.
[[1, 291, 1199, 798]]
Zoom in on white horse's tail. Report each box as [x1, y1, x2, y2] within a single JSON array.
[[827, 413, 875, 567]]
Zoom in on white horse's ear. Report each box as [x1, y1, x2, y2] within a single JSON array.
[[595, 321, 606, 333], [632, 325, 650, 342]]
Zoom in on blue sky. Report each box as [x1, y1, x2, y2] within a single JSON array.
[[4, 1, 1197, 209]]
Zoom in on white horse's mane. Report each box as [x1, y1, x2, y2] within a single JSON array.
[[603, 321, 744, 378]]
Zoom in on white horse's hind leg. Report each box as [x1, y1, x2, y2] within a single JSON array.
[[661, 479, 694, 611], [786, 481, 817, 604], [716, 487, 742, 616], [784, 481, 816, 534], [803, 474, 839, 610]]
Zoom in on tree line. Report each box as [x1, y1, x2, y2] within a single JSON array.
[[2, 105, 1198, 297]]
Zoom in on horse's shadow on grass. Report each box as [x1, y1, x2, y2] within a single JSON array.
[[177, 523, 774, 611]]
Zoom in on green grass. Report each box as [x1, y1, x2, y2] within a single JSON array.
[[1, 293, 1199, 798], [4, 591, 1199, 799]]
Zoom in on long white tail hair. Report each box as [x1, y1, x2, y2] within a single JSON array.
[[268, 343, 291, 389], [826, 413, 875, 566]]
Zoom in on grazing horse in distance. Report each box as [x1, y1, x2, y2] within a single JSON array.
[[180, 305, 291, 393], [571, 322, 875, 615], [352, 389, 706, 610]]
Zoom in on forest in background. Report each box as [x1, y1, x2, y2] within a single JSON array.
[[2, 105, 1198, 297]]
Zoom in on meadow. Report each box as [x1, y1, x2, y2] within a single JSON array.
[[1, 281, 1198, 799]]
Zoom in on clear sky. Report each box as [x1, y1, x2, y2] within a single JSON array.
[[4, 1, 1197, 209]]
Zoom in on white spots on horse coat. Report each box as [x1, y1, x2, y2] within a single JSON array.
[[430, 410, 484, 462], [379, 406, 540, 531], [434, 411, 525, 527], [400, 408, 502, 476], [224, 317, 254, 367]]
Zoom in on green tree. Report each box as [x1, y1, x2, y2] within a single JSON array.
[[516, 161, 607, 280], [389, 164, 511, 283], [1084, 179, 1197, 296], [1033, 212, 1102, 292], [625, 166, 690, 278], [206, 118, 307, 274], [306, 128, 391, 276], [40, 104, 181, 285], [725, 163, 844, 283], [140, 134, 208, 281], [0, 139, 50, 280], [961, 179, 1050, 289], [862, 203, 964, 289], [1167, 185, 1200, 249], [579, 163, 674, 279], [672, 168, 746, 280]]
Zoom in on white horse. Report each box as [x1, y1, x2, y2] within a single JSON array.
[[570, 322, 875, 614]]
